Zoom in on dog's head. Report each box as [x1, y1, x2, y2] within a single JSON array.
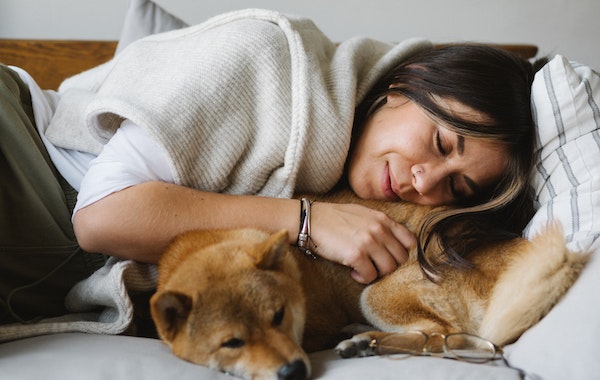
[[150, 229, 310, 380]]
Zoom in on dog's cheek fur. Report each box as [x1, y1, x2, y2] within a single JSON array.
[[249, 236, 307, 346], [231, 269, 310, 379], [272, 272, 307, 345], [164, 310, 215, 366]]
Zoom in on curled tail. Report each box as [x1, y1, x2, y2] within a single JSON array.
[[478, 223, 589, 346]]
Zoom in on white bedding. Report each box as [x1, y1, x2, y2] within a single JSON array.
[[0, 333, 523, 380], [1, 1, 598, 379]]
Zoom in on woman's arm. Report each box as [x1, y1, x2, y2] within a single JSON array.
[[73, 181, 298, 262], [73, 181, 415, 284]]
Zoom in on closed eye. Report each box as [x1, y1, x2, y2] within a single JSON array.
[[221, 337, 245, 349], [435, 129, 448, 156], [435, 128, 450, 156]]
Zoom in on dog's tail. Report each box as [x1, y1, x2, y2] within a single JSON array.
[[477, 223, 589, 346]]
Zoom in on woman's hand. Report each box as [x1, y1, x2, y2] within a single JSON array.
[[309, 202, 416, 284]]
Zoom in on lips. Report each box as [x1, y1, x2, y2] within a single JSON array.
[[382, 163, 400, 201]]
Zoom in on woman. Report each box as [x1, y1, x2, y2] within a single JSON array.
[[72, 42, 537, 283], [1, 10, 539, 324]]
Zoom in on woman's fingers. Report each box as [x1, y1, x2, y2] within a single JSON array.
[[348, 222, 415, 283], [387, 221, 417, 264], [343, 236, 397, 283], [310, 202, 417, 284]]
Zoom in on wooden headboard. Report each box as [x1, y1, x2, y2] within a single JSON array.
[[0, 40, 117, 90], [0, 39, 538, 90]]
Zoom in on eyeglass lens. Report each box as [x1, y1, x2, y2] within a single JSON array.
[[445, 333, 496, 362], [377, 332, 497, 363]]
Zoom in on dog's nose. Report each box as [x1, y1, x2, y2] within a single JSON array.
[[277, 359, 308, 380]]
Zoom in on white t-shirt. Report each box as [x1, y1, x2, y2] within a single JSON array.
[[12, 66, 174, 217], [73, 119, 174, 215]]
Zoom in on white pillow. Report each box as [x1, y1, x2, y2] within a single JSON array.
[[524, 55, 600, 250], [507, 55, 600, 380], [116, 0, 188, 54], [58, 0, 188, 94]]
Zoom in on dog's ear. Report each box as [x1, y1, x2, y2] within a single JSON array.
[[256, 229, 289, 271], [150, 290, 192, 343]]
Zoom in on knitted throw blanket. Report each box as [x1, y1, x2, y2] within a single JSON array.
[[48, 9, 431, 197], [0, 10, 430, 341]]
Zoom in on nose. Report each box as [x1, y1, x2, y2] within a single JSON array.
[[277, 359, 308, 380], [411, 164, 448, 197]]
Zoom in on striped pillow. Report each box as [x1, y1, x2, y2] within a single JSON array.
[[524, 55, 600, 252], [508, 55, 600, 380]]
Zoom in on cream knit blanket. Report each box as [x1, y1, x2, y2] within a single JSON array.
[[49, 9, 430, 197], [0, 9, 430, 341]]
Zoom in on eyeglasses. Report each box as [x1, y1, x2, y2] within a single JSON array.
[[370, 331, 504, 364]]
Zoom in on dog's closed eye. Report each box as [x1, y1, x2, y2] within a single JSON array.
[[272, 307, 285, 327], [221, 337, 245, 349]]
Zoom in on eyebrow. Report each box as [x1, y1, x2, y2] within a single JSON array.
[[457, 135, 465, 155]]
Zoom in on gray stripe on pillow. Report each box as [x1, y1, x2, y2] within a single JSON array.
[[544, 67, 566, 146], [545, 65, 579, 189], [544, 64, 581, 240], [583, 77, 600, 129]]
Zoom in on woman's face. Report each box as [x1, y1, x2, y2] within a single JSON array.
[[348, 94, 509, 206]]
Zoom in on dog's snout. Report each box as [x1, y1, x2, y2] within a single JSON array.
[[277, 359, 308, 380]]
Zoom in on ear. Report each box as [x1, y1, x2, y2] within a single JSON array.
[[256, 229, 290, 271], [150, 290, 192, 343], [385, 90, 408, 107]]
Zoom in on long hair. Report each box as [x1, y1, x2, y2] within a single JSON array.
[[353, 44, 546, 278]]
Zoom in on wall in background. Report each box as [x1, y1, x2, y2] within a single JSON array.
[[1, 0, 598, 69]]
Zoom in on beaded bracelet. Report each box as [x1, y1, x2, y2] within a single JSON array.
[[297, 198, 317, 259]]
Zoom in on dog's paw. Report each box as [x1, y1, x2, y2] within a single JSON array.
[[334, 332, 377, 358]]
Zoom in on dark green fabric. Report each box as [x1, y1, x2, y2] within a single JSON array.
[[0, 64, 106, 324]]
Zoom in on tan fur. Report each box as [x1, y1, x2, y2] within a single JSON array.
[[150, 190, 588, 380]]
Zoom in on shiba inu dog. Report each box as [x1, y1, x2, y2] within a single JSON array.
[[150, 190, 587, 380]]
